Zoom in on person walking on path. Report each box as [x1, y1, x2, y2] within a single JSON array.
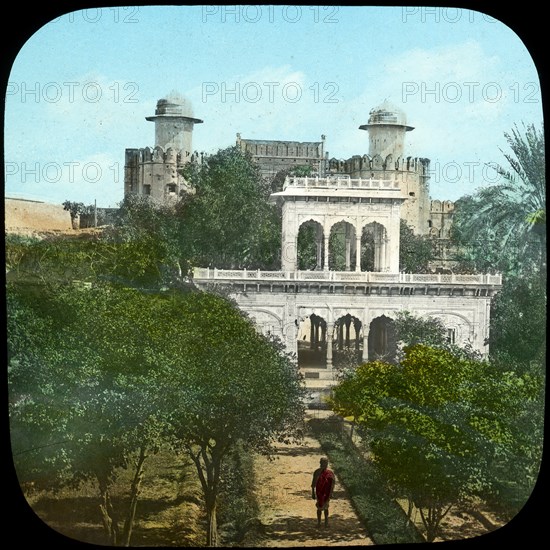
[[311, 457, 335, 528]]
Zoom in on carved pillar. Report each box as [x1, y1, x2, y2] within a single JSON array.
[[315, 224, 323, 270], [385, 234, 392, 272], [316, 234, 323, 270], [362, 331, 369, 362], [354, 319, 362, 351], [381, 232, 388, 272], [355, 235, 362, 272], [345, 225, 351, 271], [326, 324, 334, 370], [315, 322, 320, 351], [323, 234, 330, 271], [375, 227, 382, 272]]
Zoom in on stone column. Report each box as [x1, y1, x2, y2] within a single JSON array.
[[375, 228, 382, 272], [316, 234, 323, 270], [326, 324, 334, 370], [323, 234, 330, 271], [384, 234, 392, 272], [354, 319, 362, 351], [381, 233, 388, 272], [345, 226, 351, 271], [310, 319, 315, 350], [355, 235, 362, 272], [315, 322, 320, 351], [362, 331, 369, 362]]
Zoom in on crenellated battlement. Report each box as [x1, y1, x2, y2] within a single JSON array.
[[125, 146, 203, 166], [328, 154, 431, 176], [430, 199, 455, 213]]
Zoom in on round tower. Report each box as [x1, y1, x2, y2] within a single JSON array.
[[359, 101, 414, 159], [145, 91, 203, 157]]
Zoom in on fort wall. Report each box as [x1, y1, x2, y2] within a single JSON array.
[[5, 197, 72, 234]]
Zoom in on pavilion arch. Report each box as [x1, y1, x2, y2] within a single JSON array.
[[247, 309, 284, 338], [425, 311, 472, 348], [360, 221, 388, 272], [329, 220, 357, 271], [368, 315, 398, 364], [332, 313, 363, 366], [297, 219, 324, 270], [297, 313, 328, 368]]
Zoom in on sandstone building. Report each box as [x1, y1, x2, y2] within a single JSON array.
[[124, 92, 203, 202], [124, 95, 453, 240], [236, 134, 326, 180], [235, 101, 454, 239]]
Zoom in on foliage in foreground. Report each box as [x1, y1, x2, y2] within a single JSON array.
[[329, 345, 544, 541], [8, 282, 306, 546]]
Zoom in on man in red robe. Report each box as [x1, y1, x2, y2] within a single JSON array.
[[311, 457, 335, 527]]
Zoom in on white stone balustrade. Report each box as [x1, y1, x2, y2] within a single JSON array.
[[282, 175, 400, 191], [192, 267, 502, 286]]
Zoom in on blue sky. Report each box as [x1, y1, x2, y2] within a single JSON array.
[[4, 5, 543, 207]]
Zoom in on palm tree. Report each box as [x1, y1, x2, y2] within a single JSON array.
[[452, 122, 545, 280]]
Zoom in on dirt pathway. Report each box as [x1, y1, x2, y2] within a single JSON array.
[[250, 420, 373, 547]]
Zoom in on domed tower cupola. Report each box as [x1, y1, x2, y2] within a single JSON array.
[[359, 100, 414, 159], [145, 91, 203, 155]]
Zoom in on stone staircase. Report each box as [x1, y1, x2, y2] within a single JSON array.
[[300, 364, 338, 409]]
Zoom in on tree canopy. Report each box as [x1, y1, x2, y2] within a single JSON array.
[[180, 146, 281, 270], [7, 277, 306, 546], [451, 122, 545, 280], [329, 344, 544, 541]]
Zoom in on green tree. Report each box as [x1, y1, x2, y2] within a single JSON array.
[[487, 273, 546, 366], [103, 194, 191, 287], [63, 200, 86, 228], [451, 122, 545, 280], [393, 310, 448, 349], [297, 223, 318, 270], [399, 220, 438, 273], [180, 146, 281, 270], [329, 344, 542, 542], [6, 195, 191, 291], [391, 310, 482, 363], [329, 226, 347, 270], [8, 284, 74, 490], [270, 163, 314, 193], [8, 282, 172, 546], [158, 291, 306, 546]]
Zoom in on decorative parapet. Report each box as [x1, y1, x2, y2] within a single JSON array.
[[328, 155, 430, 175], [192, 268, 502, 286], [282, 175, 400, 191]]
